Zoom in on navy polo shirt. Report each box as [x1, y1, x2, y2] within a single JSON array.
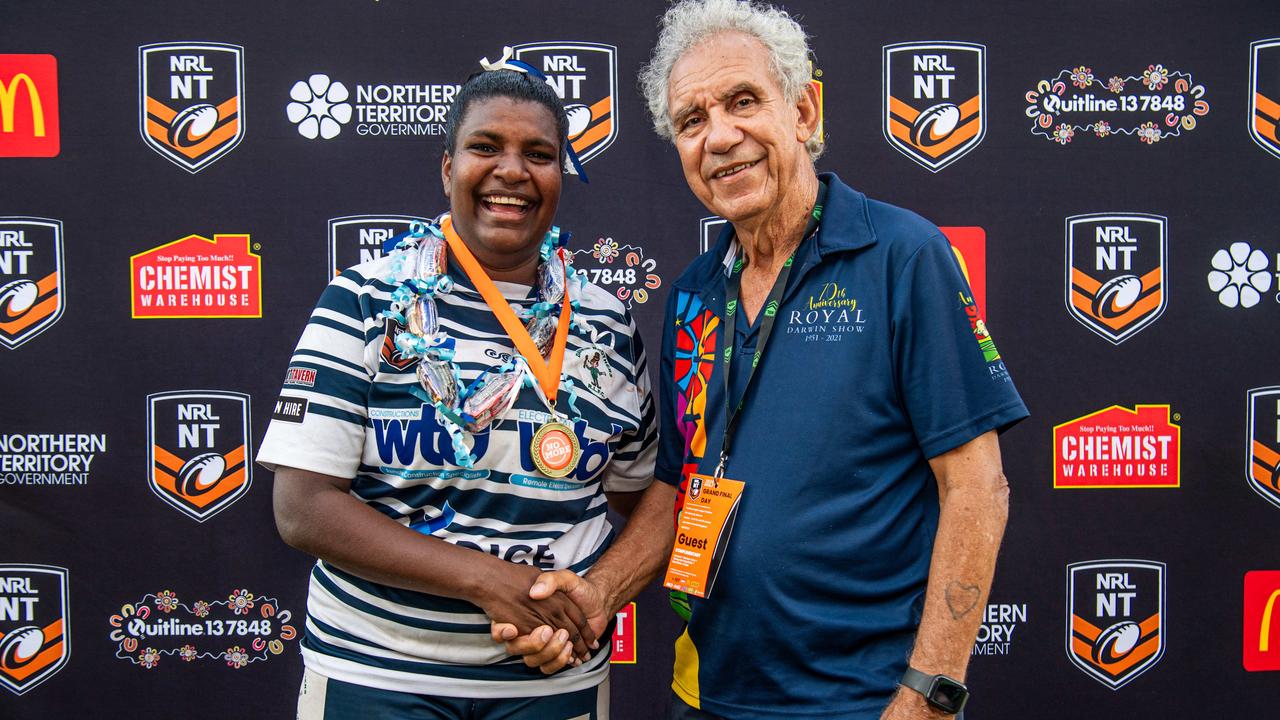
[[656, 173, 1028, 718]]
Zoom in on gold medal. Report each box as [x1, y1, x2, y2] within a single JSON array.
[[531, 421, 581, 478]]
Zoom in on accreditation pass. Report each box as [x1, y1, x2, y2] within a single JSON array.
[[662, 473, 745, 598]]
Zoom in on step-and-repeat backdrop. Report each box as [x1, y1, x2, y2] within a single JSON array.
[[2, 0, 1278, 716]]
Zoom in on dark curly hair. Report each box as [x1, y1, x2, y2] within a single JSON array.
[[444, 70, 569, 160]]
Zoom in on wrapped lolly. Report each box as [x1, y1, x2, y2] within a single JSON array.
[[524, 250, 566, 355], [463, 370, 522, 431], [417, 234, 447, 279], [417, 358, 458, 407], [407, 295, 438, 337]]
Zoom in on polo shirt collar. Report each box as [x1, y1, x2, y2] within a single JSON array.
[[673, 171, 878, 298]]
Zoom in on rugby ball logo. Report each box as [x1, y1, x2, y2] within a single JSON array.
[[883, 42, 987, 172], [1065, 213, 1168, 344], [1247, 387, 1280, 510], [139, 42, 245, 173], [0, 564, 70, 695], [0, 217, 64, 350], [146, 390, 252, 522], [1066, 560, 1166, 689]]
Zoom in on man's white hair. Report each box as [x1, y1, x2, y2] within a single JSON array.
[[639, 0, 824, 160]]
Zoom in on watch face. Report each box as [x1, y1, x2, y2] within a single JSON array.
[[929, 676, 969, 713]]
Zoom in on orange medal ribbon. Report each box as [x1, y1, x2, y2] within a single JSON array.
[[439, 215, 572, 404]]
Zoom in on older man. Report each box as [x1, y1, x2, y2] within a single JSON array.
[[497, 1, 1027, 718]]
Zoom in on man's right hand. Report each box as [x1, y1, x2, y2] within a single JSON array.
[[475, 563, 599, 660]]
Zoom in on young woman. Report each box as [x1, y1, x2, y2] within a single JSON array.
[[258, 69, 657, 719]]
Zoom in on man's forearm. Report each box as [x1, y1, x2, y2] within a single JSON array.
[[907, 478, 1009, 679], [585, 480, 677, 615]]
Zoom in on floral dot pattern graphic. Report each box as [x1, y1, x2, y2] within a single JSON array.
[[1208, 241, 1273, 308], [287, 74, 352, 140]]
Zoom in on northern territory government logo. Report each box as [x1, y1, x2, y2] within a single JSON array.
[[1067, 559, 1166, 689], [513, 42, 618, 163], [1208, 240, 1276, 309], [972, 601, 1028, 657], [1054, 405, 1180, 489], [0, 217, 64, 350], [1026, 63, 1209, 145], [0, 54, 60, 157], [146, 391, 252, 522], [130, 233, 261, 318], [1065, 213, 1167, 344], [1247, 387, 1280, 510], [108, 587, 297, 669], [1250, 39, 1280, 159], [329, 215, 429, 277], [572, 237, 663, 308], [1244, 570, 1280, 671], [286, 72, 459, 140], [883, 42, 986, 172], [139, 42, 244, 173], [0, 564, 69, 695]]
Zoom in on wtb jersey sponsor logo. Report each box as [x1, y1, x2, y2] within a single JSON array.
[[0, 217, 64, 350], [1244, 570, 1280, 671], [513, 42, 617, 163], [147, 391, 252, 522], [1247, 386, 1280, 509], [0, 55, 59, 157], [372, 405, 616, 483], [1249, 39, 1280, 159], [883, 42, 986, 172], [328, 215, 429, 277], [1066, 213, 1167, 344], [0, 564, 69, 695], [1054, 405, 1180, 489], [130, 234, 261, 318], [1066, 559, 1166, 689], [139, 42, 244, 173]]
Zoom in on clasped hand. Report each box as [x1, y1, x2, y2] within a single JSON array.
[[484, 568, 608, 675]]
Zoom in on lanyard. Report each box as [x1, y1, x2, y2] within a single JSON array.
[[715, 181, 827, 478], [439, 215, 572, 404]]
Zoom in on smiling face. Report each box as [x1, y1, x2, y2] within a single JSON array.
[[441, 97, 562, 282], [667, 32, 819, 229]]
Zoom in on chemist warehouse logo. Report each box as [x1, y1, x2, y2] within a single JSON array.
[[1066, 213, 1167, 344], [139, 43, 244, 173], [1067, 560, 1166, 689], [0, 217, 64, 350], [883, 42, 986, 172], [146, 391, 252, 522], [1247, 387, 1280, 510], [0, 564, 69, 695], [130, 234, 261, 318], [514, 42, 618, 163], [1054, 405, 1180, 489], [329, 215, 429, 277]]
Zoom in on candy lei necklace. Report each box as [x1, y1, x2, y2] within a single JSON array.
[[378, 214, 594, 472]]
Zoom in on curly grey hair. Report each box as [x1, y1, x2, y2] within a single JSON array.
[[639, 0, 823, 160]]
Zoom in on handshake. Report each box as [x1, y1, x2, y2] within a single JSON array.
[[480, 565, 613, 675]]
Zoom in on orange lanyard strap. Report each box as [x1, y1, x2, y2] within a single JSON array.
[[439, 216, 571, 403]]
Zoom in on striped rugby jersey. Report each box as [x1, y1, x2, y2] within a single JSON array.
[[257, 241, 657, 697]]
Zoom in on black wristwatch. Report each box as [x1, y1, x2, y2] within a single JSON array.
[[900, 666, 969, 714]]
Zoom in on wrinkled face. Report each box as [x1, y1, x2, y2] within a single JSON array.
[[441, 97, 562, 272], [667, 32, 816, 226]]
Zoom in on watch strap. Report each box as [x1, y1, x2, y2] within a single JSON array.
[[900, 666, 968, 714]]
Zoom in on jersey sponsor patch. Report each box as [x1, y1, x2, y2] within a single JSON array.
[[272, 396, 309, 424]]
